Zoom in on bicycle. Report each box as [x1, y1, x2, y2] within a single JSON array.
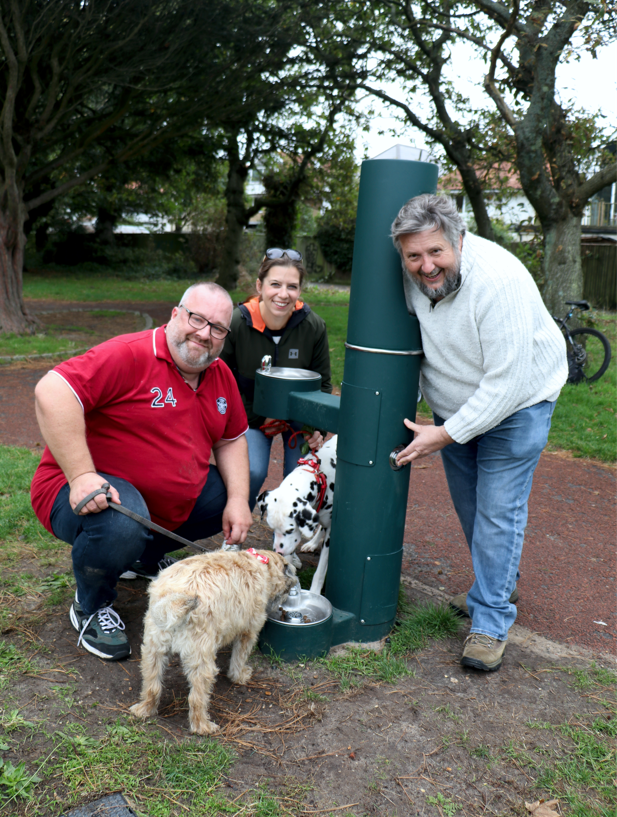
[[553, 300, 612, 384]]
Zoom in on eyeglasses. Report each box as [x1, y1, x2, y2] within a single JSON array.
[[265, 248, 303, 261], [178, 305, 230, 339]]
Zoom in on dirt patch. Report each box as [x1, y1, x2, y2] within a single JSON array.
[[0, 308, 149, 364], [34, 309, 147, 346], [1, 524, 615, 817]]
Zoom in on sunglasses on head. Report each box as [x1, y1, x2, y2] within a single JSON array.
[[265, 248, 302, 261]]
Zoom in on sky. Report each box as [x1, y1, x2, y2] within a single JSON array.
[[357, 42, 617, 165]]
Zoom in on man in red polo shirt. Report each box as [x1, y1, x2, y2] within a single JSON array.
[[31, 282, 252, 661]]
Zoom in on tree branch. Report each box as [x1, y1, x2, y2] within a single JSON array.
[[573, 163, 617, 209], [483, 0, 519, 129], [25, 161, 112, 212]]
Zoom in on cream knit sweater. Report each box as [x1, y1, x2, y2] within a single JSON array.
[[403, 231, 568, 444]]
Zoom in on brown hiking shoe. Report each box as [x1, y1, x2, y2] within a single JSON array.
[[449, 586, 519, 618], [461, 634, 507, 671]]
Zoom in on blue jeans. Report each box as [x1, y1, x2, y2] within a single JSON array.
[[246, 424, 306, 510], [435, 401, 556, 641], [50, 468, 228, 616]]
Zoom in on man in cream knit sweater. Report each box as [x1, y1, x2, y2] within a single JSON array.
[[392, 194, 567, 671]]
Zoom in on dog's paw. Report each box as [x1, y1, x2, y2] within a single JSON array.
[[301, 540, 319, 553], [189, 716, 219, 736], [129, 701, 157, 720], [228, 666, 252, 685]]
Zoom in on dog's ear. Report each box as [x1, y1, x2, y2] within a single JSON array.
[[284, 562, 296, 579], [256, 491, 269, 519], [295, 500, 320, 536]]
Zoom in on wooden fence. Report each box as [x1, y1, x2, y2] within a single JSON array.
[[582, 244, 616, 310]]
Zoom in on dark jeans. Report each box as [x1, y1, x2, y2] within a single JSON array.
[[50, 468, 228, 615]]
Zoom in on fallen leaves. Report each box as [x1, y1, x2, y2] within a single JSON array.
[[525, 799, 560, 816]]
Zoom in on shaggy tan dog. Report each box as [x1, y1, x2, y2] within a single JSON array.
[[130, 549, 296, 735]]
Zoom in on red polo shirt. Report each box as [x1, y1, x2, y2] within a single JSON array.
[[31, 326, 248, 534]]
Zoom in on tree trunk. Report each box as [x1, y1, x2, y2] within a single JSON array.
[[540, 211, 583, 317], [0, 206, 39, 334], [217, 155, 249, 291], [95, 205, 119, 245], [263, 190, 298, 250], [464, 181, 496, 242]]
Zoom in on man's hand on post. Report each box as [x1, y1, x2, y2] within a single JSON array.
[[396, 419, 454, 466], [222, 496, 253, 544], [69, 473, 121, 515]]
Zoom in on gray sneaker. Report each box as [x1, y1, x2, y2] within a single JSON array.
[[450, 586, 519, 618], [119, 556, 178, 581], [70, 597, 131, 660], [461, 633, 506, 671]]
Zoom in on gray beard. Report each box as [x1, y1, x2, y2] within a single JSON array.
[[168, 330, 217, 369], [415, 268, 462, 301], [174, 339, 217, 369]]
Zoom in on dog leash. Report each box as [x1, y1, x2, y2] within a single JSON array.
[[72, 482, 200, 550], [259, 419, 306, 449], [296, 455, 328, 512]]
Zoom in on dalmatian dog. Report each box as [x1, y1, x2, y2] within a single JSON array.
[[257, 435, 337, 595]]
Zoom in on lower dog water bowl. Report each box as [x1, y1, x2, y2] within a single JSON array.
[[259, 585, 333, 661]]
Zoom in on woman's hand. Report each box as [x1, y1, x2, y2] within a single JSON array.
[[304, 429, 324, 452]]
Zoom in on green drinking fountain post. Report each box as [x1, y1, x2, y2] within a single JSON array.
[[256, 156, 438, 657]]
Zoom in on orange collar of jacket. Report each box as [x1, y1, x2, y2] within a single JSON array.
[[243, 296, 304, 333]]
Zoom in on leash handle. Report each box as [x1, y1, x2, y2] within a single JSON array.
[[72, 482, 112, 515], [71, 480, 197, 549]]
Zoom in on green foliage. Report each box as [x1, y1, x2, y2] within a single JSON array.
[[315, 222, 356, 276], [298, 564, 316, 590], [302, 292, 349, 389], [389, 598, 461, 655], [38, 242, 199, 281], [250, 783, 283, 817], [548, 312, 616, 462], [314, 137, 359, 275], [426, 792, 462, 815], [0, 447, 57, 549], [566, 663, 617, 692], [533, 720, 617, 815], [0, 758, 41, 803], [44, 724, 235, 815], [319, 646, 412, 689], [0, 709, 36, 733]]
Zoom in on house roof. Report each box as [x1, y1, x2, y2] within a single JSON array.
[[439, 163, 523, 192]]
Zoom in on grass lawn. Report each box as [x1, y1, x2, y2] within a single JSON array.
[[17, 266, 617, 462]]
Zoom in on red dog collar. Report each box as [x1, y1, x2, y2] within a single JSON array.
[[297, 455, 328, 513], [247, 547, 269, 564]]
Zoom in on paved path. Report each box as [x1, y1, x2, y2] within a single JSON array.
[[1, 300, 614, 657]]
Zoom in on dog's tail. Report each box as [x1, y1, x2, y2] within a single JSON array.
[[151, 594, 199, 630]]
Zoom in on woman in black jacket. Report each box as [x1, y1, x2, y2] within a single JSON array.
[[220, 249, 332, 510]]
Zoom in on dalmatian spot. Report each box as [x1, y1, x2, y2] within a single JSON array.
[[257, 435, 337, 595]]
